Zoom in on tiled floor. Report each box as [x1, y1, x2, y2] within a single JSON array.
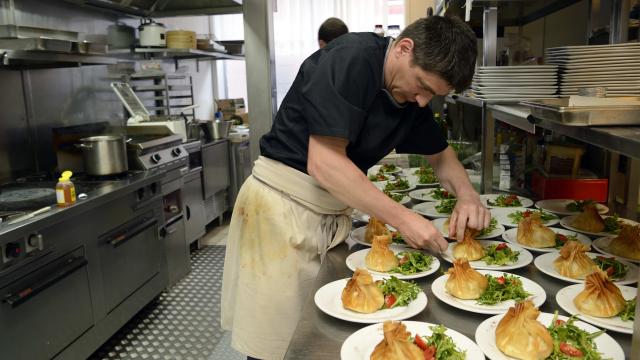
[[91, 219, 242, 360]]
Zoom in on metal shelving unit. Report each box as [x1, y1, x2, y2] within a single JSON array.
[[0, 49, 121, 68], [128, 73, 196, 119], [109, 47, 244, 71]]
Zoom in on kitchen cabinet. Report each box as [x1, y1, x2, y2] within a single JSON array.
[[183, 168, 207, 244]]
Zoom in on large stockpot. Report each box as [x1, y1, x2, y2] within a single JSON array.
[[78, 135, 129, 176]]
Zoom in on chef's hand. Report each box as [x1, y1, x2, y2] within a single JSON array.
[[397, 211, 448, 254], [448, 192, 491, 242]]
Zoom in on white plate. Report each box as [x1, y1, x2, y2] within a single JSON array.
[[432, 217, 505, 239], [480, 194, 534, 208], [472, 87, 557, 95], [376, 180, 417, 193], [490, 207, 559, 228], [408, 188, 454, 202], [351, 209, 370, 223], [412, 201, 452, 219], [441, 240, 533, 270], [592, 236, 640, 264], [345, 247, 440, 279], [368, 164, 402, 176], [350, 225, 406, 247], [314, 278, 427, 324], [502, 227, 591, 253], [475, 312, 625, 360], [341, 321, 484, 360], [535, 199, 609, 216], [556, 284, 636, 334], [431, 270, 546, 315], [560, 215, 639, 237], [533, 252, 639, 285]]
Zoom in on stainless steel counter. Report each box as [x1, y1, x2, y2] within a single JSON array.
[[285, 239, 634, 359]]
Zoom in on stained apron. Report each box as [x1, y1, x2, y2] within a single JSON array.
[[221, 156, 351, 359]]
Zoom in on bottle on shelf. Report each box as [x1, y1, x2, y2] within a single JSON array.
[[387, 25, 401, 38], [374, 24, 385, 37]]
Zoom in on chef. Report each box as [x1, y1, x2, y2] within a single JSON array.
[[221, 15, 489, 360]]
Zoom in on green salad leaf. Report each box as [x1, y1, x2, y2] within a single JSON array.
[[478, 218, 498, 237], [435, 199, 457, 214], [476, 274, 530, 305], [566, 199, 594, 212], [390, 251, 434, 275], [480, 243, 520, 265], [507, 209, 557, 224], [390, 231, 406, 245], [487, 194, 522, 207], [413, 165, 433, 176], [548, 312, 605, 360], [383, 189, 404, 202], [430, 188, 455, 200], [380, 164, 397, 173], [415, 325, 466, 360], [384, 179, 410, 192], [620, 298, 636, 321], [376, 276, 421, 308], [368, 173, 389, 181], [603, 214, 623, 234], [594, 256, 628, 280]]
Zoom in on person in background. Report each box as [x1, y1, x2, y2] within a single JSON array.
[[317, 17, 349, 48], [221, 16, 487, 360]]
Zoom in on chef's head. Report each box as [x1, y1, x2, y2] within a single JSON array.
[[318, 17, 349, 49], [384, 16, 477, 107]]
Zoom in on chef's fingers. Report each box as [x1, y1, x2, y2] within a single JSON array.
[[455, 212, 468, 242], [448, 211, 458, 239], [484, 207, 492, 229]]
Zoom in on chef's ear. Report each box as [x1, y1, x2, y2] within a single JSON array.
[[395, 38, 414, 55]]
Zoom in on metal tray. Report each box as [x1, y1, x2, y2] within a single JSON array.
[[0, 25, 79, 41], [0, 38, 73, 52], [520, 97, 640, 126]]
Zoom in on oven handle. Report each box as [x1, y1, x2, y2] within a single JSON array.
[[160, 214, 183, 238], [3, 256, 87, 308], [109, 218, 158, 248]]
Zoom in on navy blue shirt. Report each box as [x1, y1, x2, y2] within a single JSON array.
[[260, 32, 448, 174]]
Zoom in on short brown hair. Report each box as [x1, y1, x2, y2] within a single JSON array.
[[318, 17, 349, 44]]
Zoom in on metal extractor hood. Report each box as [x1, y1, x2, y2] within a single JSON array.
[[62, 0, 243, 17]]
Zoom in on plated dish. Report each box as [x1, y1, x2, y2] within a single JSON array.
[[412, 200, 456, 218], [431, 267, 546, 315], [408, 188, 454, 202], [533, 251, 639, 285], [480, 194, 534, 208], [490, 207, 559, 228], [556, 283, 636, 334], [475, 310, 624, 360], [341, 320, 484, 360], [345, 246, 440, 280], [560, 214, 638, 237], [441, 240, 533, 271], [535, 199, 609, 216], [433, 217, 505, 239], [502, 226, 591, 253], [315, 270, 427, 324]]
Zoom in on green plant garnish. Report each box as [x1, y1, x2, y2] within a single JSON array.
[[547, 312, 605, 359], [476, 274, 531, 305], [480, 243, 520, 265], [620, 298, 636, 321], [384, 179, 410, 192], [435, 199, 457, 214], [487, 194, 522, 207], [478, 218, 498, 237], [430, 188, 455, 200], [376, 276, 420, 308], [390, 251, 434, 275], [507, 209, 557, 224], [594, 256, 628, 280]]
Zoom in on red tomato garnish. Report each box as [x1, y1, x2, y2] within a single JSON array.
[[497, 276, 506, 285], [423, 345, 436, 360], [496, 243, 508, 251], [560, 342, 583, 357], [414, 335, 428, 350], [606, 267, 615, 277], [523, 210, 532, 217], [555, 319, 566, 326], [399, 256, 409, 265], [384, 294, 396, 308], [443, 191, 449, 197]]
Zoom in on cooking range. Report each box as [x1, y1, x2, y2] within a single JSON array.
[[0, 125, 190, 359]]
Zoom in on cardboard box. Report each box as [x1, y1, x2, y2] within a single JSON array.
[[216, 98, 245, 120]]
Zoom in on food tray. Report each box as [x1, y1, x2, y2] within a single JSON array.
[[520, 97, 640, 126]]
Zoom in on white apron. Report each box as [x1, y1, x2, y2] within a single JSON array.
[[221, 156, 351, 359]]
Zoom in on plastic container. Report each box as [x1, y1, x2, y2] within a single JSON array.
[[56, 170, 76, 208], [374, 25, 384, 37], [531, 170, 608, 202]]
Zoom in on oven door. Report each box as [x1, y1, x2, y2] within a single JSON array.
[[98, 213, 160, 313], [0, 249, 92, 360]]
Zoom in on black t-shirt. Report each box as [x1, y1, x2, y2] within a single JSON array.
[[260, 32, 448, 174]]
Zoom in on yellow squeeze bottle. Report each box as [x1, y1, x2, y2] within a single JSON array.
[[56, 170, 76, 207]]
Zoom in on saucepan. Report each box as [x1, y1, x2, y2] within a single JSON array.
[[77, 135, 130, 176]]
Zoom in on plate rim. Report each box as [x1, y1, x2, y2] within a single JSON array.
[[345, 248, 440, 279]]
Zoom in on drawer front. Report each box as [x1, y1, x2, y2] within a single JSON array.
[[0, 251, 93, 360], [202, 141, 230, 198], [98, 214, 161, 312]]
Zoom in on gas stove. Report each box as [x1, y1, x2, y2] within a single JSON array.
[[125, 126, 188, 173]]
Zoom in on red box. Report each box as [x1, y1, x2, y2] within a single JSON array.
[[531, 170, 608, 202]]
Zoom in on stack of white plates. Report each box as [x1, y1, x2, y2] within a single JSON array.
[[545, 43, 640, 96], [470, 65, 558, 102]]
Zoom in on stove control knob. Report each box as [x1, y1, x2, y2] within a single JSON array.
[[5, 243, 21, 259], [171, 147, 182, 157], [150, 154, 162, 164], [27, 234, 42, 248]]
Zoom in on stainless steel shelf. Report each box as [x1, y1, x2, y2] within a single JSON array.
[[0, 49, 121, 68], [109, 48, 244, 61], [488, 104, 640, 160]]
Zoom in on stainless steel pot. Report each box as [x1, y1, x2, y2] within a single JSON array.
[[78, 135, 129, 176]]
